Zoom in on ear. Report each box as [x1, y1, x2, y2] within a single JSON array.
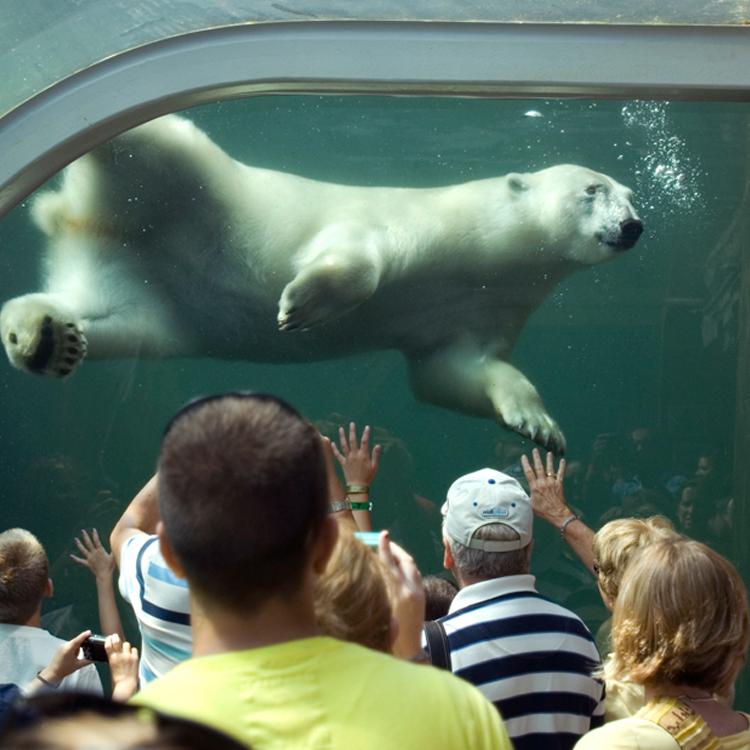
[[44, 578, 54, 599], [311, 516, 339, 575], [507, 173, 529, 193], [442, 538, 454, 572], [158, 521, 186, 579]]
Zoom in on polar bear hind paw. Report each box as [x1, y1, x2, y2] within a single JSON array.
[[0, 299, 87, 377]]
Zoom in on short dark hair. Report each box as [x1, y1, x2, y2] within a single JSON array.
[[0, 529, 49, 624], [1, 691, 249, 749], [158, 392, 327, 611], [422, 575, 458, 620]]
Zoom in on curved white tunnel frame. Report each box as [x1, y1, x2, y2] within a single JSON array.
[[0, 20, 749, 220]]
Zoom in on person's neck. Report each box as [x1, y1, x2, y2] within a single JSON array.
[[457, 571, 529, 589], [189, 587, 321, 658], [645, 684, 715, 703], [21, 606, 43, 628]]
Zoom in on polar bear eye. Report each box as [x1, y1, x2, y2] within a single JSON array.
[[585, 184, 600, 195]]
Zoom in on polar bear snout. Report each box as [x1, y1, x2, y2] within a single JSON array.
[[597, 218, 643, 252], [617, 218, 643, 249]]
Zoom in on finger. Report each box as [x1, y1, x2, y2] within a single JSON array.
[[70, 629, 93, 649], [360, 424, 370, 452], [388, 540, 421, 583], [371, 444, 382, 472], [349, 422, 357, 451], [81, 529, 94, 550], [521, 454, 534, 482], [377, 531, 397, 571], [105, 634, 121, 655], [330, 440, 345, 465], [547, 451, 555, 477], [338, 425, 349, 454], [69, 554, 88, 566], [131, 646, 139, 661], [532, 448, 544, 475], [74, 537, 90, 556], [319, 435, 332, 454], [92, 528, 102, 547], [557, 457, 567, 483]]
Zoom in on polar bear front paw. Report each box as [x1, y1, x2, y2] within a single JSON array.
[[495, 397, 566, 455], [278, 270, 353, 331], [0, 296, 87, 377]]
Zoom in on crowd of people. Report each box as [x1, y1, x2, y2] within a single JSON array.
[[0, 391, 748, 749]]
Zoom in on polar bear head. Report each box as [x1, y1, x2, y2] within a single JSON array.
[[509, 164, 643, 265]]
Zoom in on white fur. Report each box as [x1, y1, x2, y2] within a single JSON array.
[[0, 115, 643, 451]]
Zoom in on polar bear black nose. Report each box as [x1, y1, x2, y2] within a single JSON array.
[[620, 218, 643, 244]]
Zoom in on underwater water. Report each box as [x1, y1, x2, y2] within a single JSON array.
[[0, 94, 748, 691]]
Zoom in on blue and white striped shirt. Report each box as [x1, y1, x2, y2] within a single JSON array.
[[436, 575, 604, 750], [118, 533, 192, 684]]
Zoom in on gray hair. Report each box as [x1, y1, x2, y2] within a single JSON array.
[[446, 523, 530, 580]]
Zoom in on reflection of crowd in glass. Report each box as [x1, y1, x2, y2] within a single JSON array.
[[0, 397, 748, 750], [499, 426, 734, 559]]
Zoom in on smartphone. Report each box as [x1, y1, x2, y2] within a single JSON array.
[[354, 531, 382, 548], [79, 634, 108, 662]]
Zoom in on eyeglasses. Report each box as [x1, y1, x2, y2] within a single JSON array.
[[162, 390, 301, 437]]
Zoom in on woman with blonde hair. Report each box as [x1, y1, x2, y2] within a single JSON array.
[[575, 538, 750, 749], [592, 516, 681, 720]]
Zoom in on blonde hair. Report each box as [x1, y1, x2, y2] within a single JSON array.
[[314, 527, 392, 653], [610, 538, 750, 695], [0, 529, 49, 624], [592, 516, 677, 603]]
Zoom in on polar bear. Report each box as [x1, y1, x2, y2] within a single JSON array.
[[0, 115, 643, 453]]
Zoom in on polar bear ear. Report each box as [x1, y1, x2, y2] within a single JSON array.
[[507, 174, 529, 193]]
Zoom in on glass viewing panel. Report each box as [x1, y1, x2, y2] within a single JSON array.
[[2, 0, 748, 117], [0, 94, 748, 690]]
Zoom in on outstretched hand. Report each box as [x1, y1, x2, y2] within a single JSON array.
[[521, 448, 571, 525], [331, 422, 382, 486], [71, 529, 114, 581]]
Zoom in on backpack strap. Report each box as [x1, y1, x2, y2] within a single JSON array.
[[423, 620, 452, 671], [639, 697, 720, 750]]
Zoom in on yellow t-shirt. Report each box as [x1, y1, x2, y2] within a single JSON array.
[[133, 636, 511, 750]]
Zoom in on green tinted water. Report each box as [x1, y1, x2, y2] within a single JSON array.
[[0, 95, 747, 691]]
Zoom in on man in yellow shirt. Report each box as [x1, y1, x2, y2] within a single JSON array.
[[134, 391, 510, 750]]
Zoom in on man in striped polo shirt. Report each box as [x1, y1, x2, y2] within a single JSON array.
[[111, 474, 192, 684], [430, 468, 604, 750]]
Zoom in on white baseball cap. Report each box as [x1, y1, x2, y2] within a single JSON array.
[[442, 468, 532, 552]]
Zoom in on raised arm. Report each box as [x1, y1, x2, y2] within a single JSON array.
[[110, 473, 160, 567], [320, 435, 357, 529], [70, 529, 125, 639], [331, 422, 381, 532], [521, 448, 596, 574]]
